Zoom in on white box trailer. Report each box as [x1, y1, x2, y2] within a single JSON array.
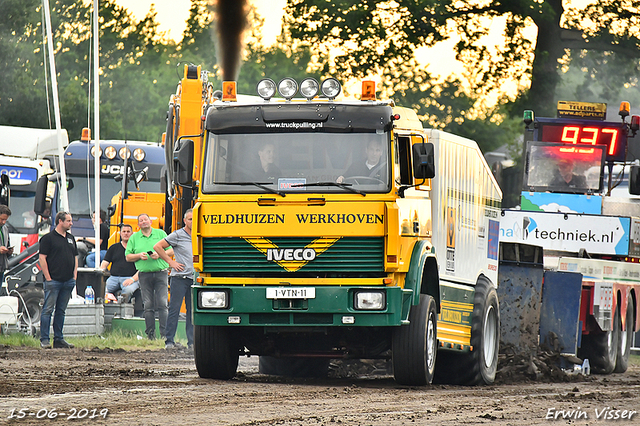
[[427, 129, 502, 287]]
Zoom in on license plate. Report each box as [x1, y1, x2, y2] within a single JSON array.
[[266, 287, 316, 299]]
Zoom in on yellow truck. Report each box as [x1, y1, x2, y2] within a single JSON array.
[[168, 67, 502, 385]]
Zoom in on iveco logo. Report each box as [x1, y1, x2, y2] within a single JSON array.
[[266, 248, 316, 262], [245, 237, 340, 272]]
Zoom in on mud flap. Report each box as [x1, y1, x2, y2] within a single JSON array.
[[497, 263, 544, 353], [539, 271, 583, 355], [497, 242, 544, 354]]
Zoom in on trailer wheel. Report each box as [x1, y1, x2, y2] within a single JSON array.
[[258, 356, 329, 378], [614, 300, 634, 373], [194, 325, 239, 379], [580, 306, 620, 374], [392, 294, 437, 385], [434, 276, 499, 385], [18, 287, 44, 327]]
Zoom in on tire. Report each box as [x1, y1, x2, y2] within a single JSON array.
[[614, 300, 634, 373], [580, 305, 620, 374], [434, 276, 499, 385], [392, 294, 437, 385], [194, 325, 239, 380], [259, 356, 329, 378], [18, 287, 44, 327]]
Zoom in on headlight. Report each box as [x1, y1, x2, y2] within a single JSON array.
[[199, 290, 228, 309], [354, 291, 385, 310], [119, 147, 131, 160], [104, 146, 117, 159], [133, 148, 145, 161], [278, 77, 298, 100], [257, 78, 277, 100], [321, 78, 341, 100], [299, 78, 319, 100]]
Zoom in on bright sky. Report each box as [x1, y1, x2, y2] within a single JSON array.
[[115, 0, 287, 46]]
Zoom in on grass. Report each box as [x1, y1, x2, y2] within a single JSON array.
[[0, 329, 182, 350], [630, 354, 640, 366]]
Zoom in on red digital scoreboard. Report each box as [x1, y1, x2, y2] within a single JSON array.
[[537, 119, 628, 162]]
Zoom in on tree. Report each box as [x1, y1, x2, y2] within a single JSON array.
[[0, 0, 177, 141], [285, 0, 640, 117]]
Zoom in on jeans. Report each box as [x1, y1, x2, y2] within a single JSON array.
[[138, 270, 168, 339], [105, 276, 140, 299], [85, 250, 107, 268], [40, 278, 76, 343], [165, 275, 194, 346]]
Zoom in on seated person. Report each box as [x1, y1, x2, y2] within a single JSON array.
[[254, 142, 282, 181], [550, 158, 587, 189], [337, 139, 386, 183], [99, 224, 139, 301], [84, 209, 109, 267]]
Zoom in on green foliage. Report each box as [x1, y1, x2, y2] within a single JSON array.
[[286, 0, 640, 119]]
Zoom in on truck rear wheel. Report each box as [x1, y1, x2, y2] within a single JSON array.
[[434, 276, 499, 385], [194, 325, 239, 379], [392, 294, 437, 385], [614, 300, 634, 373], [580, 305, 619, 374]]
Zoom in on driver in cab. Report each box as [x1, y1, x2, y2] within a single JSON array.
[[336, 140, 385, 184]]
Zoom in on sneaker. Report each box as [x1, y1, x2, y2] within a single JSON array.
[[40, 341, 51, 349], [165, 342, 176, 350], [53, 339, 75, 349]]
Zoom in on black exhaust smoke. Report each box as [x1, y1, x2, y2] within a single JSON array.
[[214, 0, 248, 82]]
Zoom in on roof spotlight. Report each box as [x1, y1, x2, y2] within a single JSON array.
[[133, 148, 146, 162], [90, 146, 102, 158], [119, 147, 131, 160], [321, 78, 341, 100], [300, 78, 319, 100], [104, 146, 117, 160], [257, 78, 277, 100], [278, 78, 298, 100]]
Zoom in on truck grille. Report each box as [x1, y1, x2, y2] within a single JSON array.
[[202, 237, 384, 276]]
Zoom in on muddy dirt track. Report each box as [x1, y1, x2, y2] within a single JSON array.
[[1, 345, 639, 425]]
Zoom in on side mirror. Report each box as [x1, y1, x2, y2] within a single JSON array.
[[34, 176, 49, 215], [412, 142, 435, 179], [173, 139, 194, 186], [160, 165, 168, 194], [0, 174, 9, 207], [630, 165, 640, 195]]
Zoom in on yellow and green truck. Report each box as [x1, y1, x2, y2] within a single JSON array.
[[168, 67, 502, 385]]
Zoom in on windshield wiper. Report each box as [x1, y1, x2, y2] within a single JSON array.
[[212, 181, 286, 197], [291, 181, 366, 196]]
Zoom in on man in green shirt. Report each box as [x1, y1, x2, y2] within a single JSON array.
[[125, 213, 173, 340]]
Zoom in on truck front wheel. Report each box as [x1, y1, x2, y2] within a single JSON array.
[[614, 300, 634, 373], [194, 325, 239, 379], [392, 294, 437, 385]]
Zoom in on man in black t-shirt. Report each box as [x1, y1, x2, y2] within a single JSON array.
[[39, 211, 78, 349], [100, 224, 139, 300]]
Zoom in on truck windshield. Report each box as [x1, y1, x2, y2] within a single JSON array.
[[60, 175, 161, 216], [523, 143, 605, 193], [201, 132, 390, 194], [6, 184, 38, 233]]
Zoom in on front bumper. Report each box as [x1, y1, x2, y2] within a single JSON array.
[[192, 285, 411, 327]]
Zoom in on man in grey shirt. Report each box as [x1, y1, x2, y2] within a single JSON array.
[[154, 209, 194, 349]]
